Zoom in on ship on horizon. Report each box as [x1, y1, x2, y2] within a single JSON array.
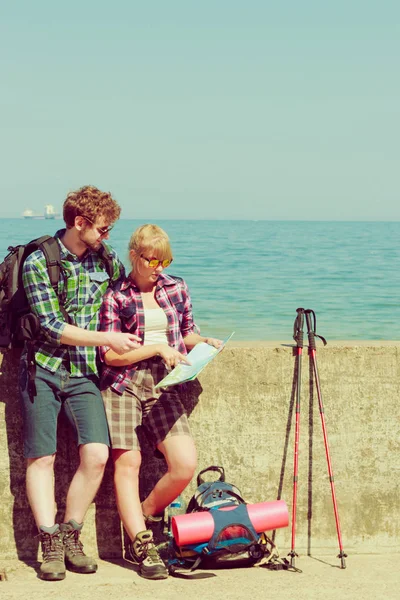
[[23, 204, 60, 219], [44, 204, 57, 219]]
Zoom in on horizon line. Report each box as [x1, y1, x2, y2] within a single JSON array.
[[2, 217, 400, 223]]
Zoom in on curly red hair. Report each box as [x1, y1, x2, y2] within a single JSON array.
[[63, 185, 121, 228]]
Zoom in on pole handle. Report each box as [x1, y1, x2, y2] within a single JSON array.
[[304, 309, 327, 350], [293, 308, 305, 348]]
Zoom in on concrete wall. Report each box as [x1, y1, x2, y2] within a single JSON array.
[[1, 342, 399, 560]]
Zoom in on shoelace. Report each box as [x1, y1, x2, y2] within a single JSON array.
[[135, 538, 161, 565], [146, 545, 162, 565], [64, 530, 85, 556], [40, 532, 64, 563]]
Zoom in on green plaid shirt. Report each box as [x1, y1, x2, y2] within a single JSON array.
[[22, 229, 125, 377]]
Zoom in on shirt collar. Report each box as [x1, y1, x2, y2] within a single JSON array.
[[120, 272, 175, 293], [54, 229, 75, 260]]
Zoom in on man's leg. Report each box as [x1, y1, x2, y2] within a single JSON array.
[[64, 442, 109, 523], [26, 455, 66, 581], [61, 378, 110, 573], [26, 454, 56, 527], [19, 362, 65, 581]]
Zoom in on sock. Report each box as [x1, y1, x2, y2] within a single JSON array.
[[63, 519, 83, 530], [39, 524, 59, 534]]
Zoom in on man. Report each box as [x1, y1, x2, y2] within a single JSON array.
[[19, 185, 140, 581]]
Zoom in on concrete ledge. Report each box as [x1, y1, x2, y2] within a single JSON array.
[[1, 343, 399, 559]]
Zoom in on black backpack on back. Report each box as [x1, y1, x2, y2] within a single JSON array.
[[0, 236, 62, 349]]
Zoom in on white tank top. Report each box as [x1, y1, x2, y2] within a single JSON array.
[[143, 307, 168, 346]]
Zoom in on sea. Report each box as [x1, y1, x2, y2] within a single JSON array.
[[1, 218, 399, 341]]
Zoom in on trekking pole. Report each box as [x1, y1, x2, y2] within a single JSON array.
[[304, 309, 347, 569], [288, 308, 304, 568]]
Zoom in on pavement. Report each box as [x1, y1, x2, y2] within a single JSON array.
[[1, 553, 399, 600]]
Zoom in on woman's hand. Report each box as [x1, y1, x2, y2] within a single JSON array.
[[204, 337, 224, 349], [156, 344, 191, 369]]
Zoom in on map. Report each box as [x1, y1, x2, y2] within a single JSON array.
[[155, 333, 234, 389]]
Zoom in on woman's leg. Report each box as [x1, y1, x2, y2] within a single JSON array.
[[141, 435, 197, 517], [114, 447, 168, 579], [113, 448, 146, 539]]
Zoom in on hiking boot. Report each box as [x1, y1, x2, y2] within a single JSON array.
[[39, 527, 66, 581], [125, 530, 168, 580], [60, 520, 97, 574]]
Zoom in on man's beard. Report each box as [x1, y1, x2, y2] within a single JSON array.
[[85, 240, 102, 251], [79, 232, 102, 252]]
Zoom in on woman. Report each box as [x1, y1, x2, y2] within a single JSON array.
[[99, 224, 222, 580]]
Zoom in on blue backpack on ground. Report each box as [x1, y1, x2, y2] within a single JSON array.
[[168, 466, 268, 573]]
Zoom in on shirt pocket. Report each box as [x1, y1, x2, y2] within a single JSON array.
[[120, 302, 138, 332], [90, 271, 110, 283], [88, 272, 110, 303], [174, 301, 185, 324]]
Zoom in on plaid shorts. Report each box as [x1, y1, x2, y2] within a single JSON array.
[[102, 358, 191, 450]]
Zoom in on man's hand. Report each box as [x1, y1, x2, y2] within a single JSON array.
[[107, 332, 141, 355]]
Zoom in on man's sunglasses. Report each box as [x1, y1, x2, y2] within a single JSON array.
[[83, 216, 114, 236], [140, 255, 173, 269]]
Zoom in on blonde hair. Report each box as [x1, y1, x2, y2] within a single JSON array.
[[128, 224, 173, 268]]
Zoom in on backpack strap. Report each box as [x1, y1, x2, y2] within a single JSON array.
[[26, 341, 37, 402], [36, 236, 61, 292], [206, 504, 259, 552], [194, 484, 245, 510], [16, 237, 60, 320], [197, 466, 225, 486], [97, 242, 116, 281], [18, 235, 61, 299], [187, 505, 260, 572], [24, 236, 73, 324]]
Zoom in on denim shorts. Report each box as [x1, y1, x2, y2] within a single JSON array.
[[19, 360, 110, 458]]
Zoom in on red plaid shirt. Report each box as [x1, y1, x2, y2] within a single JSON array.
[[99, 273, 200, 393]]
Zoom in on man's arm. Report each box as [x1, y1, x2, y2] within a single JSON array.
[[22, 253, 140, 354], [61, 324, 140, 354]]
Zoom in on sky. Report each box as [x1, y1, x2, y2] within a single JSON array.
[[1, 1, 399, 220]]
